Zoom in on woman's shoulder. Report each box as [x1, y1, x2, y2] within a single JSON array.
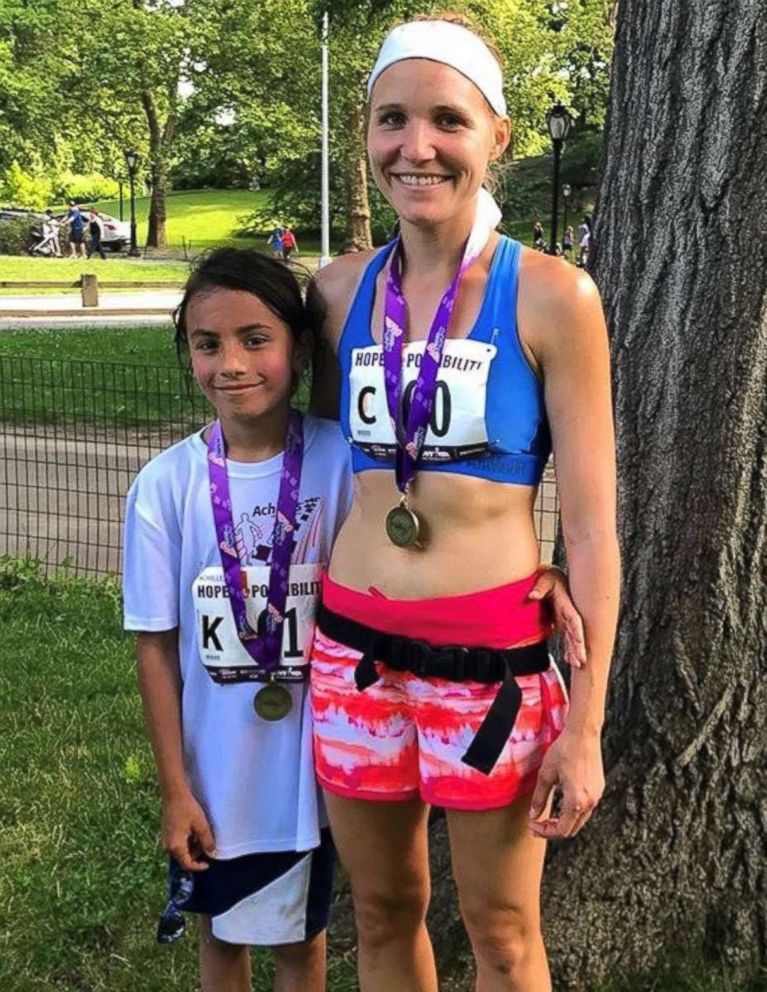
[[518, 247, 601, 317], [517, 249, 606, 361], [312, 248, 380, 297], [310, 249, 384, 346]]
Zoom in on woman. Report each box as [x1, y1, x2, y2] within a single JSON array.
[[310, 14, 619, 992]]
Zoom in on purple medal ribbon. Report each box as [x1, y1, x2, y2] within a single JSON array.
[[207, 410, 304, 672], [382, 214, 493, 495]]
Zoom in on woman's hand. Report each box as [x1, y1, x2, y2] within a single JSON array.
[[528, 565, 587, 668], [162, 791, 217, 871], [527, 729, 604, 839]]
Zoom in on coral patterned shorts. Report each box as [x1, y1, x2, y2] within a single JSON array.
[[310, 574, 569, 812]]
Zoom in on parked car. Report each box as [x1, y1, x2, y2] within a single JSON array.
[[95, 211, 131, 251], [0, 206, 43, 224]]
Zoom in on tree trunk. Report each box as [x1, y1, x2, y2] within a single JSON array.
[[383, 3, 767, 990], [145, 157, 168, 250], [343, 92, 372, 253], [541, 1, 767, 987], [141, 89, 175, 250]]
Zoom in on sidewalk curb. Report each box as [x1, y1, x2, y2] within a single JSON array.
[[0, 308, 173, 318]]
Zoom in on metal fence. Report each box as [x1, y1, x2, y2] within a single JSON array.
[[0, 353, 559, 576]]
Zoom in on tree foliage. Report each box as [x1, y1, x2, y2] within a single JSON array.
[[0, 0, 613, 239]]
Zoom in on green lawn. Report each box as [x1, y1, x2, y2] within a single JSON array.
[[0, 325, 310, 425], [0, 563, 356, 992], [0, 324, 178, 365], [0, 325, 208, 427], [0, 255, 191, 294], [0, 563, 763, 992], [83, 188, 273, 252]]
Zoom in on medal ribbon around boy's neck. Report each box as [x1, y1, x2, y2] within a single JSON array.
[[382, 189, 502, 548], [207, 410, 304, 715]]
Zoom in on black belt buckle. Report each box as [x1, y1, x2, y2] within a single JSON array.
[[407, 639, 434, 677], [438, 645, 469, 680]]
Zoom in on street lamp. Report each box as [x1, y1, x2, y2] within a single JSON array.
[[546, 101, 572, 256], [124, 148, 140, 257], [319, 10, 331, 268], [562, 182, 572, 256]]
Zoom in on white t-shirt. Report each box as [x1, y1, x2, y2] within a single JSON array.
[[123, 415, 353, 856]]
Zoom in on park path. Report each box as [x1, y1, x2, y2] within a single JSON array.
[[0, 289, 182, 320], [0, 426, 559, 575]]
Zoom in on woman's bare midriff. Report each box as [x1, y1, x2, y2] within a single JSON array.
[[328, 468, 541, 599]]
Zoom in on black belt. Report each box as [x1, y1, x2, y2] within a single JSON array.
[[316, 605, 550, 776]]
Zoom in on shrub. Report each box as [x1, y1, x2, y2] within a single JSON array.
[[0, 161, 53, 210], [55, 170, 119, 203], [0, 215, 38, 255]]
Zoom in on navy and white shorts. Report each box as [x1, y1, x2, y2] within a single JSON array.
[[162, 828, 335, 946]]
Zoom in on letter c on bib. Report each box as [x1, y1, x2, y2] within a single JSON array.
[[358, 386, 376, 425]]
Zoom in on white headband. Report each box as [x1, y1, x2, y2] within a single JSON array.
[[368, 21, 507, 117]]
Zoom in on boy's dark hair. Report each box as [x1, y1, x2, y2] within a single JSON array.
[[173, 247, 323, 370]]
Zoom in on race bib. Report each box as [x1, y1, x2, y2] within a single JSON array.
[[349, 338, 497, 461], [192, 562, 322, 684]]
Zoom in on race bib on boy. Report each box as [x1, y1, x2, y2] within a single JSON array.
[[349, 339, 497, 461], [192, 562, 322, 684]]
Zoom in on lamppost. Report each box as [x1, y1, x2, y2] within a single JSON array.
[[124, 148, 140, 257], [562, 182, 572, 255], [118, 180, 124, 222], [546, 101, 572, 255], [319, 10, 331, 268]]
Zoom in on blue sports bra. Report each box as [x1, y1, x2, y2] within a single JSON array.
[[338, 235, 551, 486]]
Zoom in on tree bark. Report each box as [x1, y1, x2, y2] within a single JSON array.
[[540, 1, 767, 987], [343, 89, 372, 253], [141, 89, 175, 250]]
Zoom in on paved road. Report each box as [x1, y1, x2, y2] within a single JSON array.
[[0, 427, 559, 576], [0, 429, 160, 575], [0, 289, 182, 316], [0, 313, 173, 329]]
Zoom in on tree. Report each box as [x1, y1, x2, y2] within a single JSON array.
[[542, 0, 766, 985], [331, 2, 767, 989], [541, 1, 764, 988]]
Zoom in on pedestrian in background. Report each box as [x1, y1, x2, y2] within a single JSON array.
[[577, 217, 591, 267], [267, 225, 284, 258], [282, 226, 298, 261], [62, 201, 86, 258], [86, 210, 107, 260], [563, 225, 574, 260]]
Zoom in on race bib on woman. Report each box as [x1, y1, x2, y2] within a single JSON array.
[[349, 339, 497, 461], [192, 562, 322, 683]]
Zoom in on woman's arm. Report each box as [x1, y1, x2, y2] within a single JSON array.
[[520, 258, 621, 838], [137, 630, 216, 869]]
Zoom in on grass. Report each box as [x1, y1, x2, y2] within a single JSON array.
[[0, 561, 764, 992], [0, 325, 208, 428], [0, 255, 191, 294], [0, 324, 178, 365], [76, 188, 272, 253], [0, 560, 356, 992], [0, 325, 310, 426]]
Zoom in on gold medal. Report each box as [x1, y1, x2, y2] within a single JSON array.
[[254, 682, 293, 721], [385, 494, 422, 549]]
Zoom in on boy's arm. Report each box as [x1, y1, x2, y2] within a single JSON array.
[[137, 630, 216, 870]]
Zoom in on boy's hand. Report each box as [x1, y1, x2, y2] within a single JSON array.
[[528, 565, 587, 668], [162, 792, 216, 871]]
